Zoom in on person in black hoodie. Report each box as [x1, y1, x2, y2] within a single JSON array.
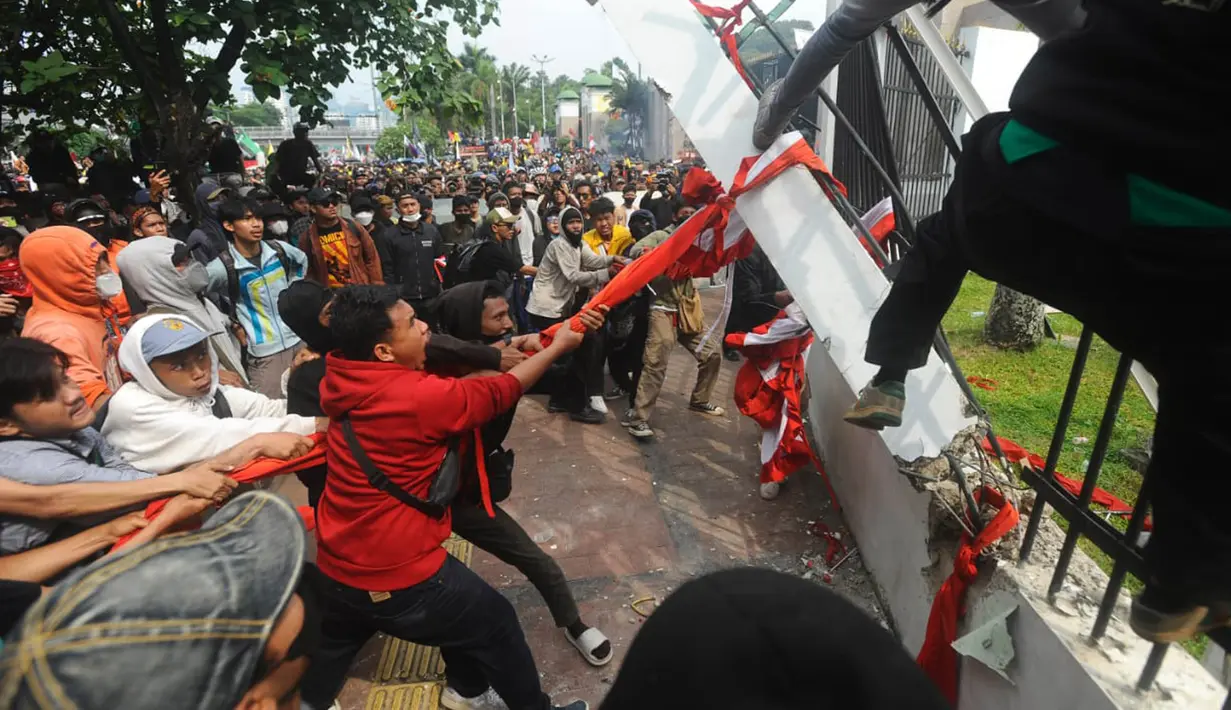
[[754, 0, 1231, 643], [276, 280, 503, 508], [430, 279, 614, 669]]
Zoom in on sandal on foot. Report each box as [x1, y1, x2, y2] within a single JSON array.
[[565, 627, 613, 667]]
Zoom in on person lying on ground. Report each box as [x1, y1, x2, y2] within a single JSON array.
[[302, 285, 596, 710], [0, 338, 239, 558], [102, 314, 319, 474], [0, 491, 323, 710], [434, 278, 614, 666]]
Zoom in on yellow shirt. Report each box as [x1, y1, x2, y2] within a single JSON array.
[[582, 224, 634, 257]]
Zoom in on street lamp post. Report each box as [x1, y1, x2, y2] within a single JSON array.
[[531, 54, 553, 139]]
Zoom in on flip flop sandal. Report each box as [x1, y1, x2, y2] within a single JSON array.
[[565, 627, 613, 667]]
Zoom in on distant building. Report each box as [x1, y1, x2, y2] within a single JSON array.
[[580, 72, 614, 152], [353, 114, 380, 132], [555, 89, 581, 144]]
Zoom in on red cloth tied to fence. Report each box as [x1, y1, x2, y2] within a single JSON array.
[[916, 486, 1019, 705], [691, 0, 755, 89], [111, 434, 327, 551], [539, 134, 840, 345], [980, 435, 1148, 528]]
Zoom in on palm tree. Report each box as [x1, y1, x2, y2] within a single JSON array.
[[500, 63, 532, 137], [458, 42, 498, 137], [608, 60, 650, 156]]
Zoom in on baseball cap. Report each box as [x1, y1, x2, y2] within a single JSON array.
[[488, 207, 518, 225], [139, 316, 211, 362], [0, 491, 308, 710], [306, 187, 340, 205], [374, 194, 395, 207]]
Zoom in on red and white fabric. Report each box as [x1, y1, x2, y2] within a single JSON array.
[[725, 303, 818, 485]]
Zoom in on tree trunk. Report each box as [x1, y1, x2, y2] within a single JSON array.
[[983, 284, 1046, 350]]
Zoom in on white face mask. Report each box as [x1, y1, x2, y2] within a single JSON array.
[[269, 220, 289, 236], [96, 272, 123, 300], [183, 262, 210, 294], [401, 212, 421, 224], [355, 211, 375, 226]]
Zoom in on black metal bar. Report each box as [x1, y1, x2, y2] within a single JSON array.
[[1137, 643, 1169, 692], [883, 24, 962, 160], [738, 2, 921, 233], [1047, 354, 1134, 601], [1090, 473, 1155, 640], [1020, 327, 1094, 562], [1019, 465, 1152, 580]]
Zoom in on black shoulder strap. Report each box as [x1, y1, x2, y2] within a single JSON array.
[[217, 250, 239, 315], [339, 417, 436, 516], [211, 390, 232, 418], [269, 240, 293, 278]]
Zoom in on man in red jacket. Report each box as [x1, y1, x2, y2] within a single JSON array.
[[302, 285, 598, 710]]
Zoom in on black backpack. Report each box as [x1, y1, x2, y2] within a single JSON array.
[[443, 240, 485, 289]]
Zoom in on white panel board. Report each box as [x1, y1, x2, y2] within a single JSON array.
[[596, 0, 974, 460]]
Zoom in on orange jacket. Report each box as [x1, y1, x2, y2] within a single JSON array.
[[105, 238, 133, 325], [20, 227, 124, 407]]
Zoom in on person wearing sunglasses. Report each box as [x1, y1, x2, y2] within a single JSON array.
[[298, 187, 384, 288]]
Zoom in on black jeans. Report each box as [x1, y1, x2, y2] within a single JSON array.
[[528, 312, 605, 412], [301, 555, 550, 710], [452, 501, 581, 628], [866, 113, 1231, 604]]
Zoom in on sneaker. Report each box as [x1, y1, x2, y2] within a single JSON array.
[[627, 421, 655, 439], [604, 385, 628, 401], [752, 79, 801, 151], [570, 406, 606, 425], [553, 702, 590, 710], [724, 349, 741, 362], [1130, 587, 1231, 643], [440, 687, 479, 710], [843, 380, 906, 430], [760, 481, 781, 500], [547, 399, 569, 414], [620, 409, 637, 428], [689, 402, 726, 417], [589, 395, 609, 415]]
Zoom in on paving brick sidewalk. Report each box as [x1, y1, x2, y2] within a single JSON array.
[[336, 292, 883, 709]]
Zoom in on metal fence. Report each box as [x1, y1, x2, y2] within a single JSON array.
[[703, 1, 1229, 703]]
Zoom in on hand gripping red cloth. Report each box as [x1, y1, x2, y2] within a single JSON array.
[[111, 433, 327, 551], [538, 136, 840, 346], [916, 486, 1019, 705]]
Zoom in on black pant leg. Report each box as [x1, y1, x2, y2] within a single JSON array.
[[452, 502, 581, 628]]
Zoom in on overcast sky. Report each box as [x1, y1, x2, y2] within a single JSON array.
[[316, 0, 829, 108]]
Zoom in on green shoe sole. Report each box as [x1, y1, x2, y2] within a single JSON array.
[[843, 406, 902, 430]]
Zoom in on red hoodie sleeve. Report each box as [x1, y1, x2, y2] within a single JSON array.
[[420, 372, 523, 440]]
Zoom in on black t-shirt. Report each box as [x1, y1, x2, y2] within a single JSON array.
[[0, 578, 42, 637], [208, 138, 245, 174], [276, 138, 320, 180]]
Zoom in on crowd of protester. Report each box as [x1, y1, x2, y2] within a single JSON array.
[[0, 122, 794, 710]]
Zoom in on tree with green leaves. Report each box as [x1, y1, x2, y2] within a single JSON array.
[[607, 58, 650, 157], [374, 115, 444, 160], [218, 102, 284, 127], [457, 42, 499, 138], [5, 0, 496, 197]]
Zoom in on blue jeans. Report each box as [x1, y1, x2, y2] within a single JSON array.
[[301, 555, 550, 710]]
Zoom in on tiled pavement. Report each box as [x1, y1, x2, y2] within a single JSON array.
[[334, 293, 884, 709]]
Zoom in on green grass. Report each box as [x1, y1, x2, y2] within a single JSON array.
[[943, 276, 1208, 657]]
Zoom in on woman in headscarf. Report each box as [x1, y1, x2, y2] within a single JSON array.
[[115, 236, 248, 386]]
